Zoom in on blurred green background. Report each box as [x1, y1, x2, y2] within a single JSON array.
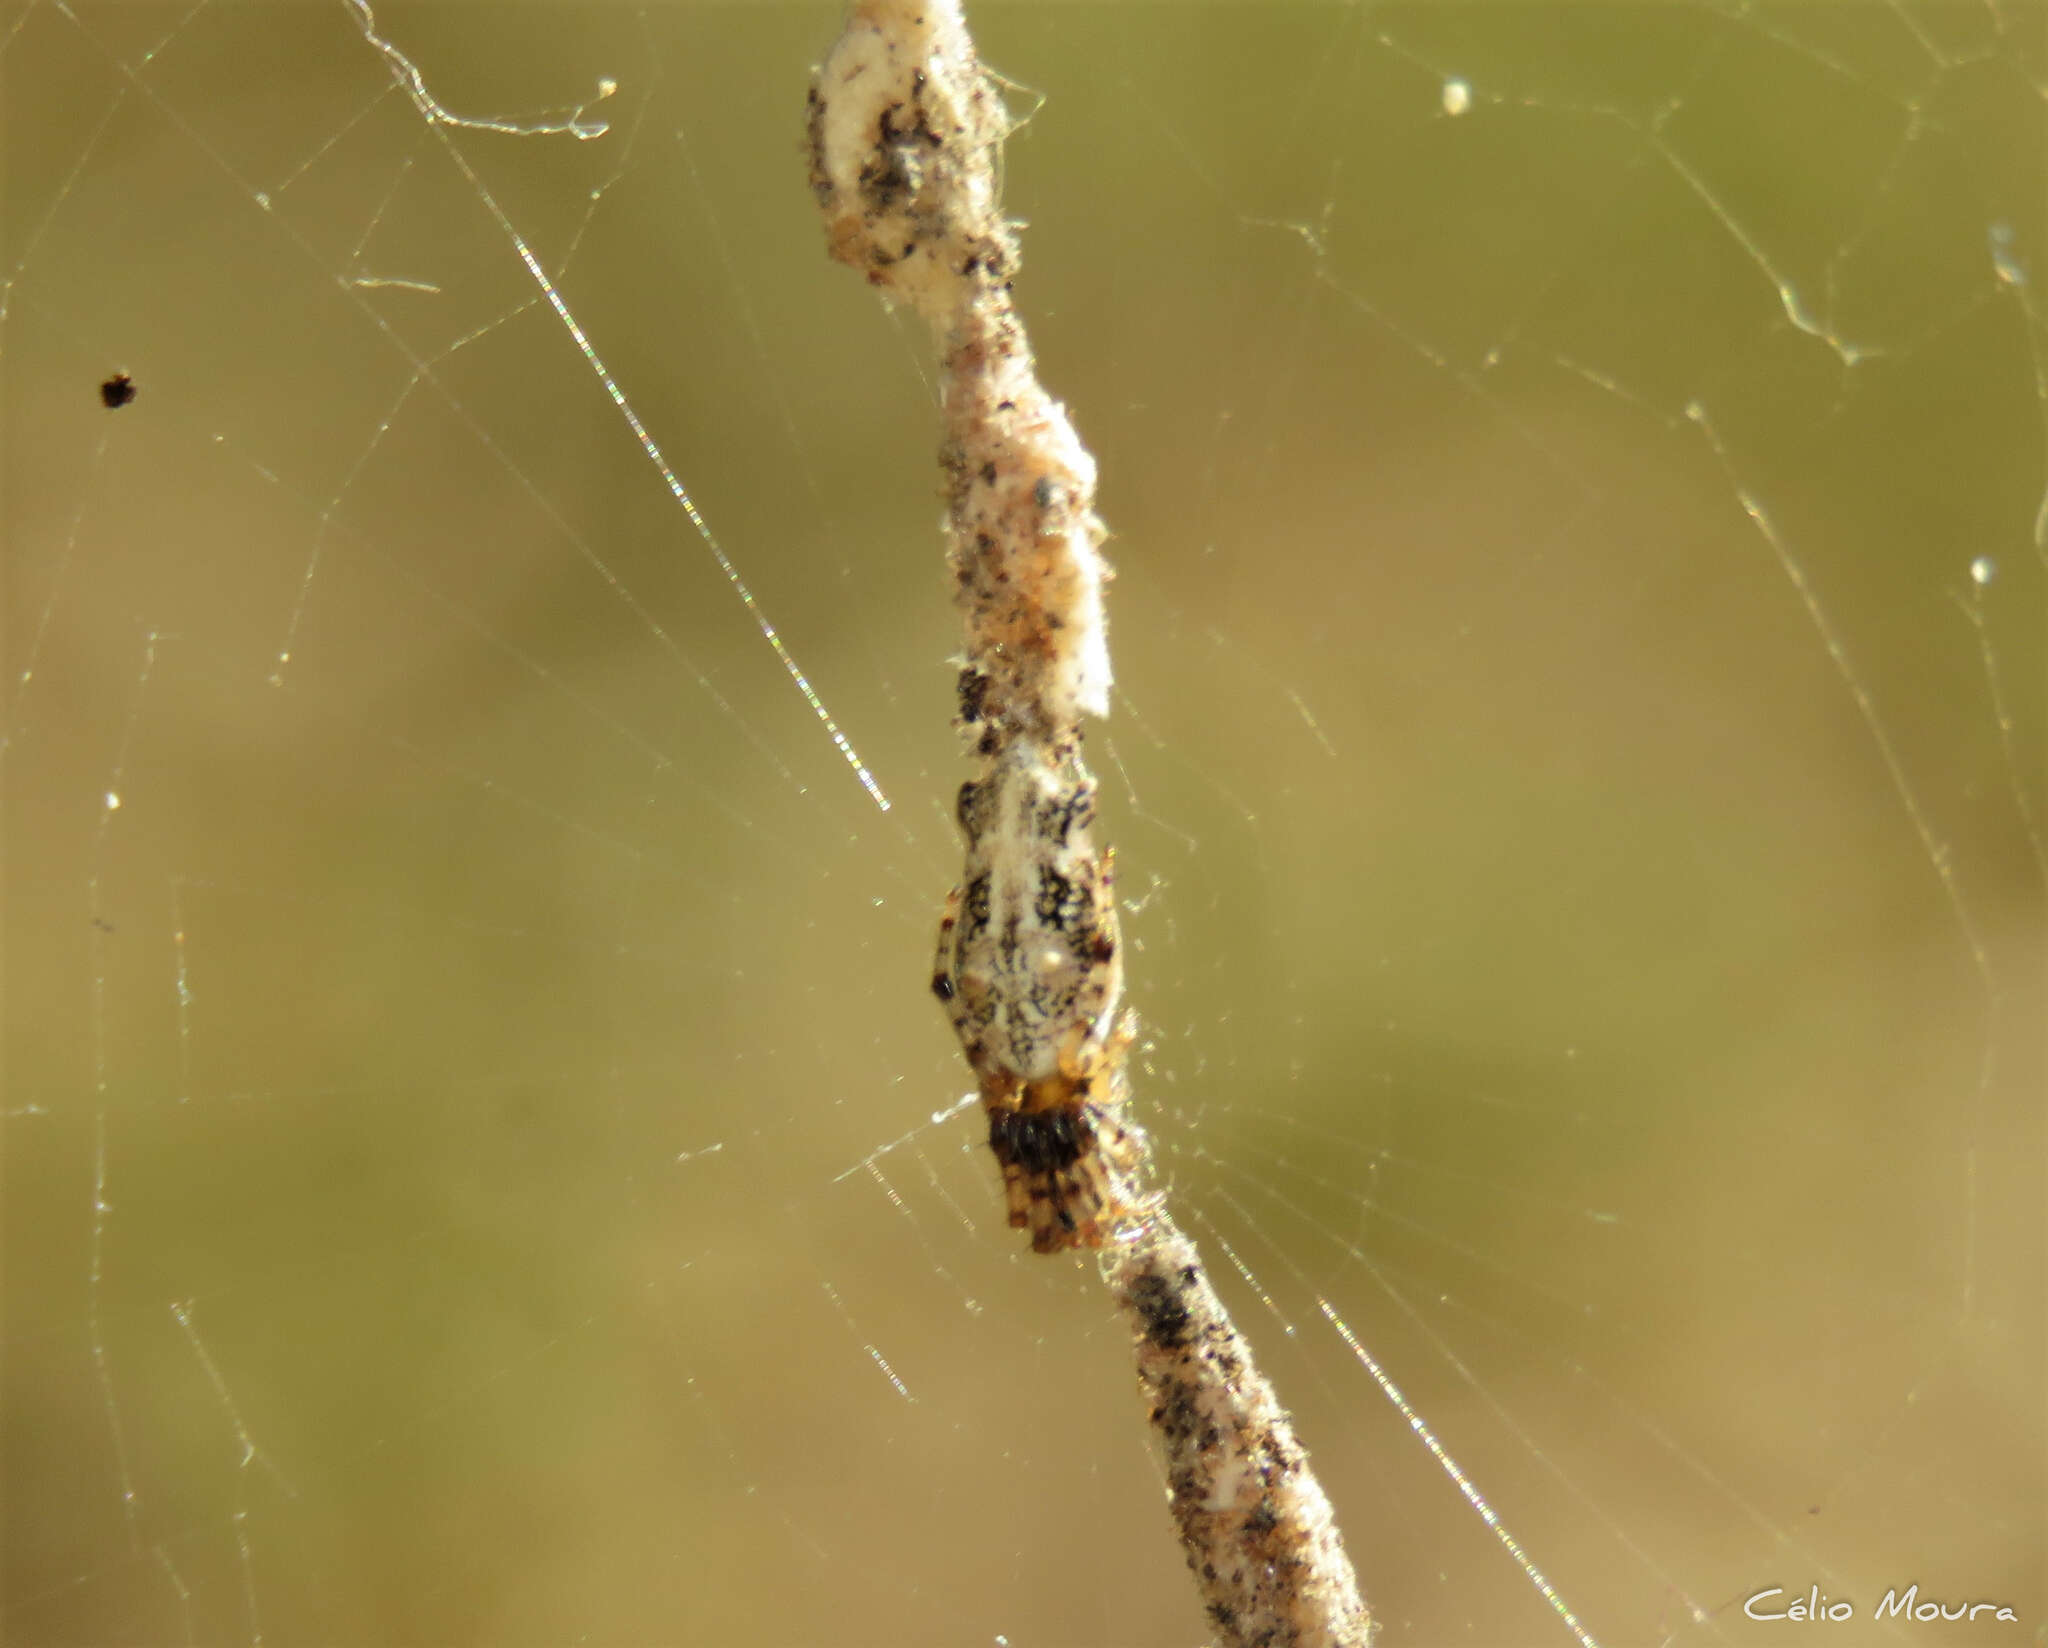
[[4, 2, 2041, 1643]]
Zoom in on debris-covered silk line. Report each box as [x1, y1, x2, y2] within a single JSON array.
[[808, 0, 1135, 1255], [808, 6, 1370, 1644]]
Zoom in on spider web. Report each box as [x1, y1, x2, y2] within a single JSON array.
[[4, 2, 2042, 1644]]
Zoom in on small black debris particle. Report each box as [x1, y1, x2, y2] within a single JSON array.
[[956, 665, 992, 726], [100, 373, 137, 409], [1129, 1271, 1193, 1350]]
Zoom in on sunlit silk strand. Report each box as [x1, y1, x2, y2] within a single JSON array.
[[506, 231, 890, 812], [1318, 1299, 1602, 1648], [350, 0, 889, 813]]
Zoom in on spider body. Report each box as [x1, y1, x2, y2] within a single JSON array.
[[932, 736, 1141, 1250]]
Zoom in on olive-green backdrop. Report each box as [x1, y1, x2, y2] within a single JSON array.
[[5, 3, 2041, 1643]]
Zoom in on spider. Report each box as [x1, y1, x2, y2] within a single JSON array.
[[931, 737, 1147, 1251]]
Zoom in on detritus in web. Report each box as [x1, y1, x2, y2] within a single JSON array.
[[3, 3, 2041, 1645], [810, 8, 1366, 1641]]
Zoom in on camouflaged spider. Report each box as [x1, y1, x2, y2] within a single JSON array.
[[930, 735, 1143, 1251]]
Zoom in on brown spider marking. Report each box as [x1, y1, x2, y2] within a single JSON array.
[[978, 1015, 1145, 1253]]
